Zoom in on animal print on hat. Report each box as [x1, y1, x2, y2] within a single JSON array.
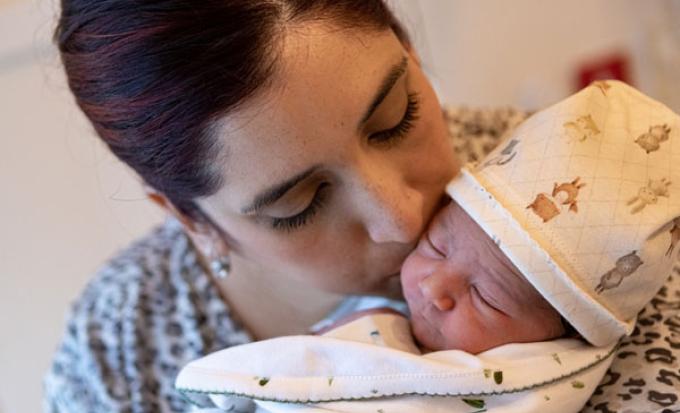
[[448, 80, 680, 347]]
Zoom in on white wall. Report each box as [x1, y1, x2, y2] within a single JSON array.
[[2, 1, 680, 413], [412, 0, 680, 111], [0, 2, 163, 413]]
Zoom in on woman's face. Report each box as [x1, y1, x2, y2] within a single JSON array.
[[196, 23, 459, 297]]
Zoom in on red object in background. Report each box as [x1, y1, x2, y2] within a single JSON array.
[[576, 53, 632, 90]]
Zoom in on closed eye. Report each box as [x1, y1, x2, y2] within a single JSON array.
[[270, 183, 330, 232], [471, 284, 505, 315], [368, 92, 420, 147], [423, 231, 445, 258]]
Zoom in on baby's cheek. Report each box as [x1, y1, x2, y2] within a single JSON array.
[[409, 312, 444, 351], [532, 305, 566, 340], [515, 294, 566, 341], [437, 308, 473, 350], [439, 301, 506, 353]]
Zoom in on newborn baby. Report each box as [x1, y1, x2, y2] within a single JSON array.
[[176, 80, 680, 413], [317, 196, 568, 354], [401, 197, 566, 354]]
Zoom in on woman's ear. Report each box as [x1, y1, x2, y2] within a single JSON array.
[[144, 185, 231, 261]]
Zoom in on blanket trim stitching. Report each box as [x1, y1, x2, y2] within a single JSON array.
[[175, 339, 620, 407]]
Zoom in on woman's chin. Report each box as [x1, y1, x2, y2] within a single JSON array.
[[369, 272, 404, 299]]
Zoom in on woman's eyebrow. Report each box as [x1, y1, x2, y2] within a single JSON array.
[[240, 165, 321, 214], [356, 55, 408, 131]]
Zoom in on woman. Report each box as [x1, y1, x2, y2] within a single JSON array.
[[44, 1, 679, 412]]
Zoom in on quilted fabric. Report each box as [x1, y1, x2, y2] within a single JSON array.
[[448, 81, 680, 347]]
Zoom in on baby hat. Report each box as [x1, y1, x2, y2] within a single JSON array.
[[447, 80, 680, 347]]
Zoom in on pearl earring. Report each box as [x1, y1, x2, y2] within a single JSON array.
[[210, 256, 231, 279]]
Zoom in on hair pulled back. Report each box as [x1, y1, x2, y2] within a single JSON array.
[[54, 0, 409, 222]]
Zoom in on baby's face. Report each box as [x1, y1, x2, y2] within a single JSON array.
[[401, 200, 565, 353]]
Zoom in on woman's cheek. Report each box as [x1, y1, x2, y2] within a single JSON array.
[[401, 251, 441, 311], [415, 75, 458, 173]]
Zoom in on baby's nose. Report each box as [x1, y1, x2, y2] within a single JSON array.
[[418, 272, 455, 311]]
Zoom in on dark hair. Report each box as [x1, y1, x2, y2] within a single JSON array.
[[54, 0, 410, 223]]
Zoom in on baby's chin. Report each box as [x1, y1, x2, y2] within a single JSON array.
[[409, 310, 446, 352], [408, 307, 492, 354]]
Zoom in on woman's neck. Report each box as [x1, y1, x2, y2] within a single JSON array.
[[211, 255, 344, 341]]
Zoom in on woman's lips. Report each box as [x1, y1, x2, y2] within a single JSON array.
[[383, 270, 402, 286], [379, 272, 403, 299], [386, 272, 401, 288]]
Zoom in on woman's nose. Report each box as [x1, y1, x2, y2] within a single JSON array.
[[358, 168, 424, 245], [419, 271, 456, 311]]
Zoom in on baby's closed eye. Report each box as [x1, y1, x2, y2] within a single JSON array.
[[418, 231, 445, 259], [471, 284, 505, 314]]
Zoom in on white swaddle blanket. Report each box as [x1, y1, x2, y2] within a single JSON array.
[[176, 313, 617, 413], [176, 80, 680, 412]]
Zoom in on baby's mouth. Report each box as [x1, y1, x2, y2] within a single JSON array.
[[410, 305, 445, 351]]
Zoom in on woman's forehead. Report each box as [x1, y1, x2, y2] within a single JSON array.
[[209, 24, 406, 210]]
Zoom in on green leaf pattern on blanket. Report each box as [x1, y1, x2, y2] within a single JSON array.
[[493, 370, 503, 384], [552, 353, 562, 365], [482, 369, 503, 384], [462, 398, 486, 410]]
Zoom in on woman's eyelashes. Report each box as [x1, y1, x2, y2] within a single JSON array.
[[270, 183, 330, 232], [368, 92, 420, 147], [269, 93, 421, 232]]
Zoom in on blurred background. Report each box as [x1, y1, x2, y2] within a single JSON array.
[[2, 1, 680, 412]]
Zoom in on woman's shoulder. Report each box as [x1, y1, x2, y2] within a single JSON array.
[[76, 217, 189, 294], [62, 218, 216, 342], [74, 217, 200, 307], [442, 104, 530, 164], [43, 218, 251, 412]]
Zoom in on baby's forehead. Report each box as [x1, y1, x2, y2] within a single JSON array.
[[429, 199, 461, 234], [434, 201, 543, 290]]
